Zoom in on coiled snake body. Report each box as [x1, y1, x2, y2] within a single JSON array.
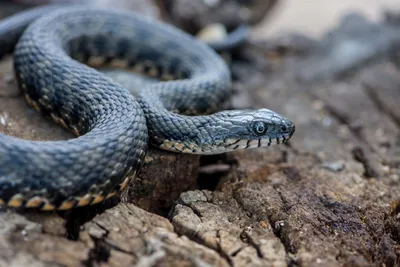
[[0, 7, 295, 211]]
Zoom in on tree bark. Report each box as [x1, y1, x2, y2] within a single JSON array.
[[1, 3, 400, 267]]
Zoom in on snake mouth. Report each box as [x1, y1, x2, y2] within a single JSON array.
[[223, 133, 293, 151], [158, 131, 294, 155], [159, 120, 296, 155]]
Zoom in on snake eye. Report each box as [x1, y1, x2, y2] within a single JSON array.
[[253, 122, 267, 135], [280, 125, 287, 132]]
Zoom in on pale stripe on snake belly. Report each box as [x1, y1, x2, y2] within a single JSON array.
[[0, 7, 295, 211]]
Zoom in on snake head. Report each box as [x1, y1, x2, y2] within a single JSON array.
[[156, 108, 294, 155], [198, 108, 295, 154]]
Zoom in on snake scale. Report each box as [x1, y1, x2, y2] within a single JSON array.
[[0, 6, 295, 211]]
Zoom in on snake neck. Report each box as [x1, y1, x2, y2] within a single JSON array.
[[137, 76, 231, 155]]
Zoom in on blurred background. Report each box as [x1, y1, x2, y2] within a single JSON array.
[[2, 0, 400, 38], [255, 0, 400, 38]]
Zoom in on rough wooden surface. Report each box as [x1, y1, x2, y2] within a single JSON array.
[[1, 2, 400, 267]]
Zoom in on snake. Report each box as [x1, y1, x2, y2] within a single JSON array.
[[0, 6, 295, 211]]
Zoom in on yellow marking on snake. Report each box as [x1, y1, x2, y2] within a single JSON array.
[[41, 202, 56, 211], [132, 63, 145, 73], [72, 126, 80, 136], [0, 198, 5, 205], [51, 113, 69, 129], [160, 140, 176, 151], [38, 98, 52, 110], [131, 169, 138, 180], [87, 56, 106, 67], [172, 142, 185, 151], [119, 177, 131, 191], [8, 195, 24, 208], [147, 66, 159, 77], [91, 194, 105, 204], [106, 191, 116, 199], [160, 70, 175, 81], [185, 143, 198, 151], [162, 140, 201, 153], [25, 196, 44, 208], [109, 58, 129, 69], [24, 93, 34, 105], [126, 166, 133, 174], [77, 194, 93, 207], [25, 96, 42, 113], [182, 147, 193, 153], [58, 200, 77, 210]]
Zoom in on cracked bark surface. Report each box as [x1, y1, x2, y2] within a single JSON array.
[[0, 204, 228, 267], [1, 4, 400, 267]]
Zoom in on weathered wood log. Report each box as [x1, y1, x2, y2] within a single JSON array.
[[0, 3, 399, 267]]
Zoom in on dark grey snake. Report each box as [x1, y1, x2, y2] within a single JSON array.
[[0, 6, 295, 211]]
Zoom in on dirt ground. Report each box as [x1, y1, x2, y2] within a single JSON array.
[[257, 0, 400, 37]]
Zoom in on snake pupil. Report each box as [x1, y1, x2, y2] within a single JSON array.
[[254, 122, 267, 135]]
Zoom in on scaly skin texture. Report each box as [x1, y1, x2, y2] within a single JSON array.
[[0, 7, 294, 210]]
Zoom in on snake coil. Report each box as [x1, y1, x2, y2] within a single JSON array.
[[0, 7, 295, 210]]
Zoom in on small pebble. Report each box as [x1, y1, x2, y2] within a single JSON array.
[[337, 124, 350, 138], [21, 229, 28, 237], [322, 161, 345, 172], [196, 23, 228, 43], [3, 73, 14, 84], [274, 220, 284, 230], [198, 163, 231, 175], [0, 112, 9, 126]]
